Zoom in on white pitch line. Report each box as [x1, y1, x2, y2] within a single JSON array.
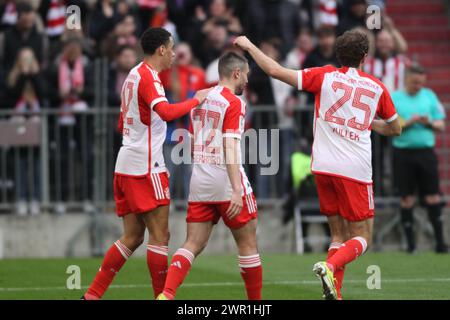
[[1, 278, 450, 293]]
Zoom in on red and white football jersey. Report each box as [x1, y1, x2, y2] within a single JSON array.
[[298, 65, 398, 183], [115, 62, 169, 176], [188, 86, 253, 202]]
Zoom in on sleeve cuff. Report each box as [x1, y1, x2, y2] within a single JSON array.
[[223, 133, 242, 140], [150, 97, 168, 109], [297, 70, 302, 91], [385, 113, 398, 123]]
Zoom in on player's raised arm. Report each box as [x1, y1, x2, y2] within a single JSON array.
[[234, 36, 298, 88]]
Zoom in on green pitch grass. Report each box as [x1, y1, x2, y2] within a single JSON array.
[[0, 253, 449, 300]]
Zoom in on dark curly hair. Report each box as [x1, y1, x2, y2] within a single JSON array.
[[335, 30, 369, 68], [140, 27, 171, 55]]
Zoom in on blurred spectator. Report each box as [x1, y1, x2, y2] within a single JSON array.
[[0, 0, 18, 31], [147, 1, 178, 43], [166, 0, 199, 42], [38, 0, 66, 40], [285, 28, 314, 70], [56, 38, 92, 122], [302, 26, 339, 69], [299, 26, 339, 143], [198, 0, 243, 36], [107, 45, 139, 107], [1, 1, 48, 73], [48, 37, 94, 214], [137, 0, 164, 30], [337, 0, 367, 35], [239, 0, 301, 56], [364, 26, 409, 92], [6, 47, 46, 216], [88, 0, 118, 46], [197, 18, 231, 67], [392, 65, 447, 254], [247, 38, 294, 198], [239, 0, 265, 45], [159, 42, 207, 199], [6, 47, 46, 110], [159, 42, 207, 102], [107, 45, 139, 166], [58, 25, 95, 60], [317, 0, 338, 27], [101, 14, 139, 60]]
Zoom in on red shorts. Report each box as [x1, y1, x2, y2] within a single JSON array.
[[114, 172, 170, 217], [314, 174, 374, 222], [187, 193, 258, 229]]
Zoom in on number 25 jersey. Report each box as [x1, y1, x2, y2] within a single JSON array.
[[298, 65, 398, 183]]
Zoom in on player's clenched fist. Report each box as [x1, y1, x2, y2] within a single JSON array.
[[194, 88, 213, 104], [233, 36, 254, 51]]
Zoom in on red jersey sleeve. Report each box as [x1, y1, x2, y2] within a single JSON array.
[[298, 65, 336, 94], [222, 98, 245, 139], [138, 74, 168, 110], [376, 88, 398, 123]]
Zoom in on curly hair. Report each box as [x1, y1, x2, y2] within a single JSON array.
[[335, 30, 369, 68], [140, 27, 171, 55]]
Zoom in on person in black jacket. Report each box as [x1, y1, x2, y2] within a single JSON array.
[[1, 2, 48, 73], [6, 47, 47, 216]]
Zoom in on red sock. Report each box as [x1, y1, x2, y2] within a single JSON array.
[[327, 242, 345, 299], [327, 237, 367, 272], [239, 254, 263, 300], [86, 240, 132, 299], [162, 248, 195, 299], [327, 242, 341, 260], [147, 245, 169, 298]]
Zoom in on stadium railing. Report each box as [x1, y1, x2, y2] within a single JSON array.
[[0, 104, 449, 253]]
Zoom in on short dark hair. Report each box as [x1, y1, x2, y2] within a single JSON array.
[[406, 63, 426, 76], [115, 45, 136, 58], [335, 29, 369, 68], [140, 27, 171, 55], [316, 26, 336, 38], [16, 1, 34, 15], [218, 51, 248, 78]]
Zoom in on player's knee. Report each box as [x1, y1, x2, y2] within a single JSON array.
[[121, 235, 144, 251], [149, 229, 170, 246], [184, 238, 209, 256], [236, 241, 258, 256]]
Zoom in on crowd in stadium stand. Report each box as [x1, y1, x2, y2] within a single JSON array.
[[0, 0, 414, 211]]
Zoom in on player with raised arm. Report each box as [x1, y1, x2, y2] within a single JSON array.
[[156, 52, 262, 300], [82, 28, 211, 300], [234, 30, 402, 300]]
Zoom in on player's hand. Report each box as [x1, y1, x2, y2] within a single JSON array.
[[405, 115, 421, 127], [418, 115, 431, 127], [226, 190, 243, 220], [233, 36, 253, 51], [193, 88, 212, 104]]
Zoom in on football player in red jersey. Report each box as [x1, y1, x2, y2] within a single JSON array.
[[82, 28, 211, 300], [235, 30, 401, 300]]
